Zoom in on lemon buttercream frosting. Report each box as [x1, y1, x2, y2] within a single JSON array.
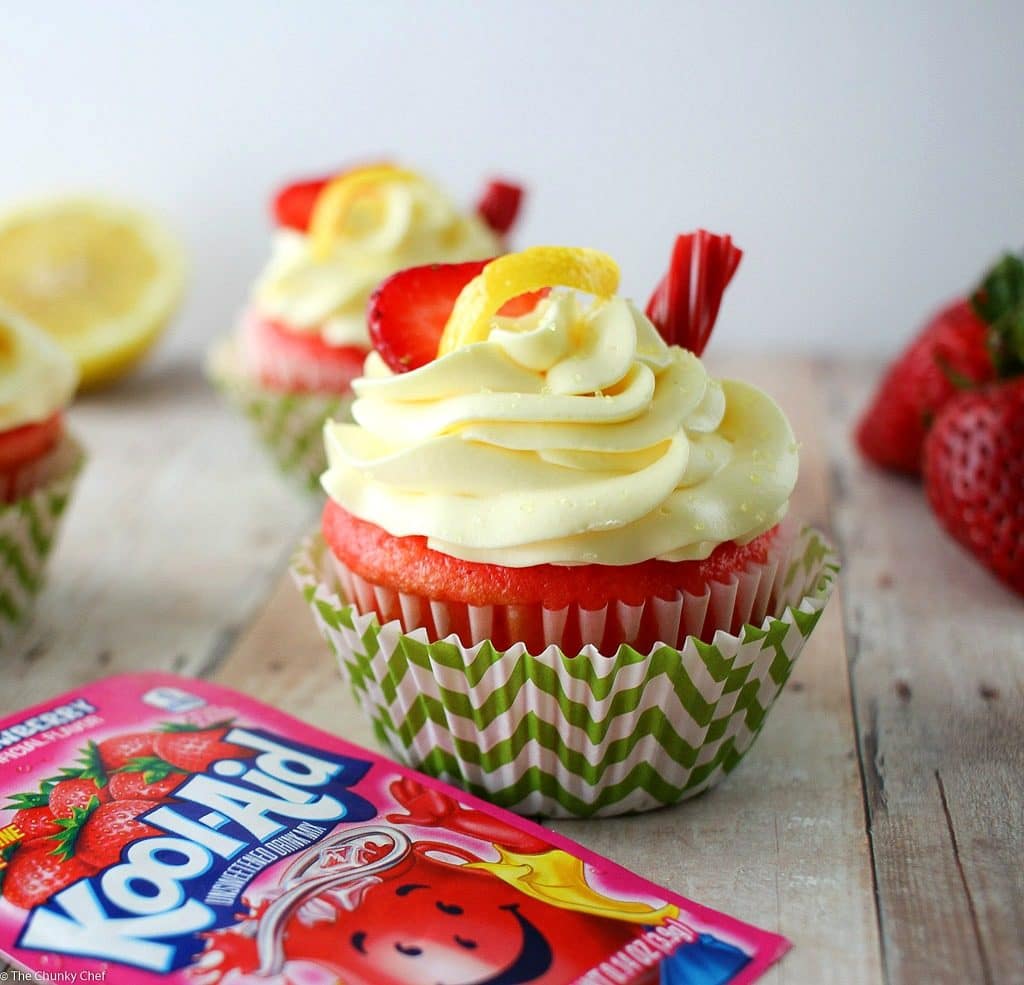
[[254, 168, 501, 348], [0, 306, 78, 431], [321, 279, 798, 566]]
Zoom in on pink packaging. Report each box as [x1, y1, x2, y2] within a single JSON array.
[[0, 674, 788, 984]]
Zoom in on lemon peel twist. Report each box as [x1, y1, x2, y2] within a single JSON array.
[[307, 165, 421, 260], [438, 246, 620, 355]]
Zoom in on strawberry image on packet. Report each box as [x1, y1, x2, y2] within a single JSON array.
[[0, 674, 788, 984]]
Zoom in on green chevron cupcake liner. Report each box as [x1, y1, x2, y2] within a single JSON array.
[[207, 339, 353, 492], [292, 525, 839, 818], [0, 435, 84, 649]]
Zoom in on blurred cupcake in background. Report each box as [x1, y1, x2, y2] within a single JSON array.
[[0, 307, 84, 645], [209, 163, 524, 491], [294, 237, 839, 817]]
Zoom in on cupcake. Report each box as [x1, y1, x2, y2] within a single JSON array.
[[295, 236, 838, 817], [0, 307, 83, 645], [209, 163, 523, 490]]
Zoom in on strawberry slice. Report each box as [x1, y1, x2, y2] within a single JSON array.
[[475, 179, 524, 236], [0, 413, 62, 474], [271, 161, 393, 233], [271, 175, 332, 233], [368, 260, 490, 373], [646, 231, 743, 356], [368, 259, 550, 373]]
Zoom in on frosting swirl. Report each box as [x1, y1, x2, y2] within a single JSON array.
[[0, 306, 77, 431], [254, 175, 501, 347], [322, 291, 799, 566]]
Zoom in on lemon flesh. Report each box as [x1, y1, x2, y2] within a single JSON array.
[[0, 197, 185, 387]]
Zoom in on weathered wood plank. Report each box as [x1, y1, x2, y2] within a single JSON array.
[[824, 358, 1024, 985], [215, 355, 884, 984], [0, 354, 317, 714]]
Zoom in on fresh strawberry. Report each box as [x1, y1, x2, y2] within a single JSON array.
[[56, 799, 159, 870], [368, 260, 550, 373], [153, 723, 251, 773], [49, 778, 108, 819], [923, 377, 1024, 596], [10, 806, 61, 843], [96, 732, 156, 771], [475, 179, 524, 236], [916, 253, 1024, 591], [35, 740, 111, 819], [272, 175, 332, 233], [855, 253, 1024, 475], [5, 786, 60, 839], [0, 844, 94, 909], [108, 756, 186, 801], [646, 230, 743, 356], [855, 300, 994, 473]]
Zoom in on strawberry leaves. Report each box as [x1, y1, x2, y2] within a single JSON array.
[[117, 755, 184, 785], [971, 252, 1024, 378], [5, 790, 51, 811], [50, 797, 101, 862], [54, 740, 109, 788], [5, 741, 108, 817]]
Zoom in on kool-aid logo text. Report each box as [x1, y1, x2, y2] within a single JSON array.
[[17, 728, 375, 972]]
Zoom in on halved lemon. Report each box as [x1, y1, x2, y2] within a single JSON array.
[[438, 246, 620, 355], [0, 196, 185, 388]]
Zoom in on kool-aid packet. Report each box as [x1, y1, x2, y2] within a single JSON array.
[[0, 674, 788, 983]]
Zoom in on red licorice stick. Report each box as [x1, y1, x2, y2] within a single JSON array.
[[475, 179, 524, 236], [646, 230, 743, 356]]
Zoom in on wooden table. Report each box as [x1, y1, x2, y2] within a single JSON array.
[[3, 351, 1021, 985]]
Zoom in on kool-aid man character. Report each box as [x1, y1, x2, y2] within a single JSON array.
[[199, 777, 750, 984]]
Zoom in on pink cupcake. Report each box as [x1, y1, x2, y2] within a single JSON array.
[[0, 308, 83, 643], [210, 164, 523, 489], [295, 237, 839, 816]]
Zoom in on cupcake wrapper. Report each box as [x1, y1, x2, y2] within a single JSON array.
[[326, 518, 800, 651], [1, 433, 80, 504], [207, 339, 352, 492], [0, 435, 84, 648], [292, 525, 840, 818]]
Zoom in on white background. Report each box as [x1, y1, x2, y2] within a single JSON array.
[[2, 1, 1022, 355]]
